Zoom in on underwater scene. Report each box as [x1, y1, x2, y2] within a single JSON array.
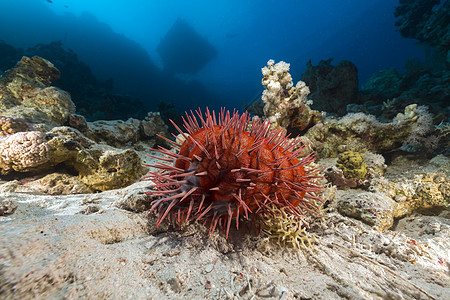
[[0, 0, 449, 299]]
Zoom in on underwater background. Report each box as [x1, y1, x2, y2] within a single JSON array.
[[0, 0, 447, 123]]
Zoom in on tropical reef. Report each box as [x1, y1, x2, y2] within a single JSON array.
[[394, 0, 450, 51], [0, 56, 168, 194], [0, 38, 225, 120], [1, 16, 449, 297]]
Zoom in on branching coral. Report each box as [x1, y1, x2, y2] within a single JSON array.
[[261, 204, 315, 249], [261, 59, 314, 128]]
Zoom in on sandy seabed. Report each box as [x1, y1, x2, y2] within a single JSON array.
[[0, 174, 448, 300]]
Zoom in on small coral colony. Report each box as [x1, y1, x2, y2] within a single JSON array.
[[145, 60, 325, 243]]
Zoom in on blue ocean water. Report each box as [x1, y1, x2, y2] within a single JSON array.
[[0, 0, 431, 117]]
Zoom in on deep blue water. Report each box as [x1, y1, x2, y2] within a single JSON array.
[[0, 0, 425, 115]]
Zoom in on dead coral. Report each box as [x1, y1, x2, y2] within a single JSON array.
[[0, 126, 146, 192], [334, 190, 396, 231]]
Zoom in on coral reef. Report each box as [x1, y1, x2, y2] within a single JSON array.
[[0, 41, 148, 121], [324, 151, 372, 189], [371, 155, 449, 217], [86, 119, 141, 147], [77, 147, 145, 192], [303, 104, 438, 158], [359, 0, 450, 121], [81, 112, 169, 149], [330, 155, 449, 231], [257, 59, 442, 156], [301, 58, 359, 116], [260, 59, 322, 130], [363, 151, 386, 177], [360, 59, 449, 121], [361, 68, 403, 103], [394, 0, 450, 51], [0, 50, 449, 299], [0, 126, 147, 191], [0, 55, 169, 193]]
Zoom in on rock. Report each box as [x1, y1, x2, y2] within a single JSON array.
[[301, 58, 359, 116], [79, 205, 101, 215], [0, 116, 38, 137], [86, 118, 140, 147], [0, 125, 146, 192], [0, 198, 17, 216], [0, 56, 76, 130], [0, 131, 52, 174], [77, 148, 145, 192], [115, 187, 153, 213], [38, 173, 93, 195], [335, 190, 396, 231]]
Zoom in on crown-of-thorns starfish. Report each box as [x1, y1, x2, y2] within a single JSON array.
[[144, 108, 323, 238]]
